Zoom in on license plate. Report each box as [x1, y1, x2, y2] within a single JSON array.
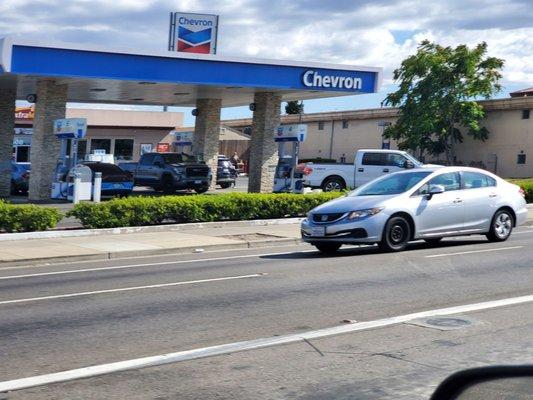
[[310, 226, 326, 237], [194, 180, 202, 184]]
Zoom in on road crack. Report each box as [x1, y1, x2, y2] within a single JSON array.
[[303, 338, 325, 357]]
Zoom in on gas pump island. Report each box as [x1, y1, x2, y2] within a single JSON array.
[[51, 118, 93, 201], [273, 124, 307, 193]]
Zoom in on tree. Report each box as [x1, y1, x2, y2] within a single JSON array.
[[285, 100, 304, 115], [383, 40, 504, 164]]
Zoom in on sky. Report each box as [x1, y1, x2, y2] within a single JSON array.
[[1, 0, 532, 126]]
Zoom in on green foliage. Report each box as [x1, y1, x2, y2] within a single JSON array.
[[0, 201, 63, 233], [384, 40, 504, 163], [67, 192, 343, 229], [508, 179, 533, 203], [285, 100, 304, 115]]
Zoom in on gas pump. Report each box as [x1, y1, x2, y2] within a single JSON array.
[[51, 118, 92, 201], [273, 124, 307, 193]]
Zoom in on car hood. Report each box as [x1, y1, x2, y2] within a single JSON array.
[[311, 194, 397, 214], [169, 163, 208, 168]]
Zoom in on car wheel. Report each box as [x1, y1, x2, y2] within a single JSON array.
[[314, 242, 342, 254], [322, 177, 345, 192], [161, 176, 175, 195], [379, 216, 411, 252], [424, 238, 442, 245], [195, 186, 209, 194], [486, 209, 513, 242], [219, 182, 232, 189]]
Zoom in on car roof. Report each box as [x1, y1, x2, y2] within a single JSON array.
[[358, 149, 406, 153]]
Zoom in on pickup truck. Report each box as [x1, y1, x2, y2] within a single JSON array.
[[303, 149, 437, 191], [119, 152, 211, 194]]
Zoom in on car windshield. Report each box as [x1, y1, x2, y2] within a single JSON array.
[[162, 153, 197, 164], [352, 171, 433, 196]]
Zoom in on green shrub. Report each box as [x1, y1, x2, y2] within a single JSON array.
[[67, 192, 343, 229], [508, 179, 533, 203], [0, 201, 63, 233]]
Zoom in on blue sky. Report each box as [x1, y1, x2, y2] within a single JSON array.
[[1, 0, 531, 126]]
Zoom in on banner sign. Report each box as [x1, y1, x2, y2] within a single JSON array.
[[53, 118, 87, 139], [274, 124, 307, 142], [14, 106, 34, 120], [157, 142, 171, 153], [168, 12, 219, 54], [173, 130, 193, 146]]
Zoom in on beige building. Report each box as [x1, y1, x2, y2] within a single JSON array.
[[225, 94, 533, 178]]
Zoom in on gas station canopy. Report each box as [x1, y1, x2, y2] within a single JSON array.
[[0, 37, 382, 107]]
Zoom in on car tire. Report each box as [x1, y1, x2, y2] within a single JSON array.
[[219, 182, 232, 189], [195, 186, 209, 194], [314, 242, 342, 254], [486, 209, 513, 242], [424, 238, 442, 245], [161, 176, 175, 195], [322, 176, 346, 192], [379, 216, 411, 252]]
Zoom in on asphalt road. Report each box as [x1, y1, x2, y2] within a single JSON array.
[[1, 228, 533, 399]]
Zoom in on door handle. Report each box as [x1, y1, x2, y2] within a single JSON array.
[[453, 198, 463, 203], [489, 193, 498, 198], [382, 168, 389, 173], [357, 168, 364, 172]]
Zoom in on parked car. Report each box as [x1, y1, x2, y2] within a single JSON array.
[[83, 162, 134, 197], [303, 149, 440, 191], [217, 155, 237, 189], [11, 162, 30, 195], [301, 167, 528, 254], [119, 152, 211, 194]]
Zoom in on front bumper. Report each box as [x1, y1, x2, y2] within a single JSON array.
[[301, 213, 388, 244], [174, 176, 210, 189]]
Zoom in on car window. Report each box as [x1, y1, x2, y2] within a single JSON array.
[[385, 153, 407, 167], [353, 171, 433, 196], [153, 155, 164, 165], [418, 172, 461, 194], [140, 154, 154, 166], [462, 171, 496, 189], [362, 152, 383, 166]]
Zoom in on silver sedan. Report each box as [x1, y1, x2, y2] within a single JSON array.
[[301, 167, 528, 253]]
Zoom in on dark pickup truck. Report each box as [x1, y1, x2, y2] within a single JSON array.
[[119, 152, 211, 194]]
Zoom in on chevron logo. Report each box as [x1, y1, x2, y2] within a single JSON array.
[[178, 26, 212, 45]]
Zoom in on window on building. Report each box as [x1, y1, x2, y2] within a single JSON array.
[[114, 139, 134, 161], [522, 109, 530, 119], [90, 139, 111, 154], [318, 121, 324, 130], [517, 153, 526, 164], [342, 120, 349, 129]]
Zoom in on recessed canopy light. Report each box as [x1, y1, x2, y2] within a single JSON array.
[[226, 86, 243, 89], [173, 92, 190, 95], [90, 88, 107, 92], [131, 98, 144, 101], [138, 81, 156, 85]]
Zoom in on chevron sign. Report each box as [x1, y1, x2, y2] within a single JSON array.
[[169, 12, 219, 54]]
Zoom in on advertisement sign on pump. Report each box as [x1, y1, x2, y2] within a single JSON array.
[[168, 12, 219, 54], [274, 124, 307, 142], [53, 118, 87, 139]]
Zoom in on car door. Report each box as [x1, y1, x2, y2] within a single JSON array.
[[383, 153, 409, 174], [357, 152, 385, 186], [460, 171, 498, 232], [412, 172, 465, 236], [135, 154, 155, 185]]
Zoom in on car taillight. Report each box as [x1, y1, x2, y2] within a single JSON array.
[[519, 187, 526, 198]]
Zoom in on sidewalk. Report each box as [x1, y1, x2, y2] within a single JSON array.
[[0, 220, 303, 266]]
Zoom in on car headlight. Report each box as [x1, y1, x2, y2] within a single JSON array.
[[347, 207, 384, 220]]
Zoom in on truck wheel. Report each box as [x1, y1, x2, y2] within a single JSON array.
[[161, 176, 175, 195], [195, 186, 209, 194], [322, 176, 345, 192], [219, 182, 232, 189]]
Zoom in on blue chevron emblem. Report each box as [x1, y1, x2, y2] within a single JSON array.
[[178, 27, 212, 45]]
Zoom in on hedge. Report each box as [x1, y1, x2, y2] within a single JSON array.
[[67, 192, 343, 229], [508, 179, 533, 203], [0, 201, 63, 233]]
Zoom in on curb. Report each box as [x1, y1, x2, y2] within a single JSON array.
[[0, 218, 304, 242], [0, 237, 302, 268]]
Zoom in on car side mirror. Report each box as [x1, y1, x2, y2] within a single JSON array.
[[430, 365, 533, 400], [426, 184, 445, 200], [404, 160, 415, 169]]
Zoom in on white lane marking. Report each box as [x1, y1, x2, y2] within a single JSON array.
[[425, 246, 523, 258], [1, 294, 532, 393], [0, 274, 265, 305], [0, 250, 314, 280]]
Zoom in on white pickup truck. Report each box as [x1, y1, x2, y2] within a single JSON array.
[[303, 149, 435, 191]]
